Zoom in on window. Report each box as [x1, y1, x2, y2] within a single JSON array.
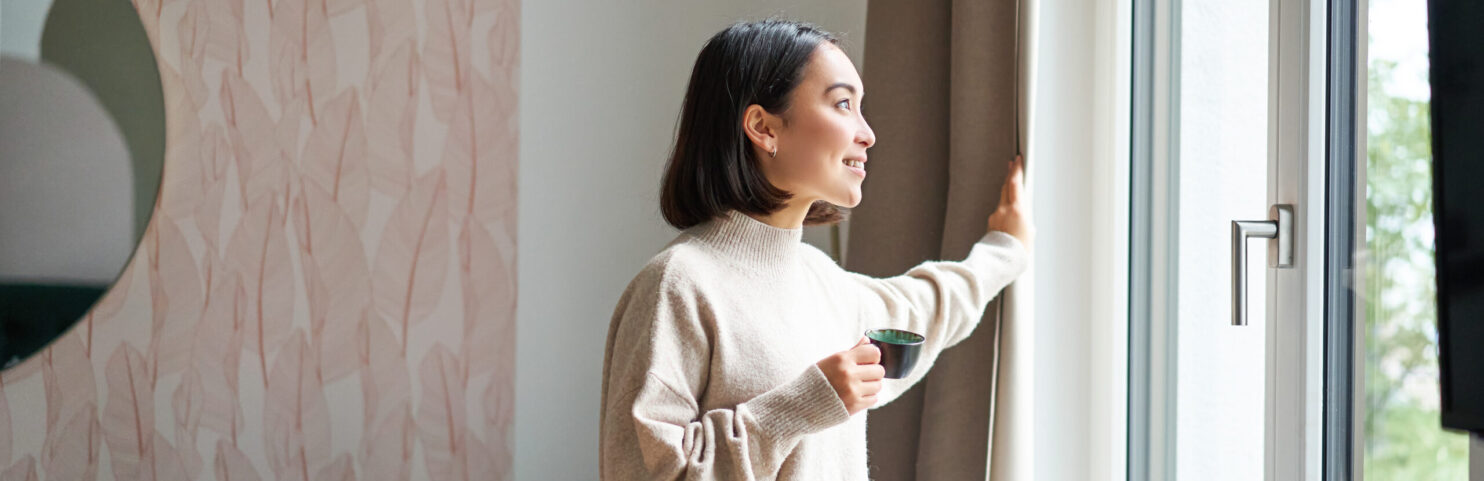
[[1362, 0, 1469, 476]]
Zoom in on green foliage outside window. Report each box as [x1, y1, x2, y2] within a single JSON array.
[[1363, 58, 1469, 480]]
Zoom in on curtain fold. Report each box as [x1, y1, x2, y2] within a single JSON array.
[[850, 0, 1034, 478]]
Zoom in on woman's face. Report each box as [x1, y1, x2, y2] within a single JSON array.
[[761, 44, 876, 209]]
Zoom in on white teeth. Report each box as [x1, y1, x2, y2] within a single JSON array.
[[844, 159, 864, 169]]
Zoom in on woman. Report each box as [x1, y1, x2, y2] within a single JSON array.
[[599, 19, 1033, 480]]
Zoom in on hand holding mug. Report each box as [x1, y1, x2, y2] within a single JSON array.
[[817, 336, 885, 415]]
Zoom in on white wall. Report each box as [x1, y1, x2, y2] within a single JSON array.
[[516, 2, 865, 479]]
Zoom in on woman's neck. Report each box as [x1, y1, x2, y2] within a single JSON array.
[[743, 201, 813, 230]]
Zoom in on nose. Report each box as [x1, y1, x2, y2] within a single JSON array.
[[857, 118, 876, 149]]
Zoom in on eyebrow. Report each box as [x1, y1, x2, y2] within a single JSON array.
[[824, 82, 860, 96]]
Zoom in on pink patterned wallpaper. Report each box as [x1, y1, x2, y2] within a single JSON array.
[[0, 0, 518, 479]]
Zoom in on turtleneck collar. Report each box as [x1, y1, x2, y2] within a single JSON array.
[[687, 210, 804, 274]]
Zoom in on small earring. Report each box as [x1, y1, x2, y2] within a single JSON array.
[[769, 147, 777, 158]]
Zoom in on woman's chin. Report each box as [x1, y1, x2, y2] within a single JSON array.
[[836, 191, 863, 208]]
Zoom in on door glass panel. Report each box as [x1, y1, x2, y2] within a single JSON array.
[[1362, 0, 1468, 476], [1175, 0, 1268, 477]]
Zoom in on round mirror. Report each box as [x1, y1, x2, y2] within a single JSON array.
[[0, 0, 164, 368]]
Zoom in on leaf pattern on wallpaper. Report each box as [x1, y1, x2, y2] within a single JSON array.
[[101, 344, 155, 480], [263, 331, 332, 481], [292, 181, 371, 382], [194, 274, 247, 440], [301, 89, 370, 229], [270, 100, 307, 188], [483, 364, 515, 479], [422, 0, 473, 123], [214, 440, 263, 481], [325, 0, 364, 16], [373, 170, 450, 352], [356, 313, 409, 445], [317, 453, 356, 481], [178, 1, 212, 108], [462, 430, 499, 480], [90, 256, 136, 332], [457, 219, 514, 380], [205, 0, 250, 75], [148, 216, 206, 376], [358, 404, 412, 481], [178, 236, 241, 468], [100, 344, 194, 481], [416, 345, 481, 481], [160, 67, 208, 221], [40, 336, 95, 439], [40, 403, 99, 481], [1, 355, 40, 385], [150, 431, 193, 481], [194, 125, 236, 255], [488, 0, 518, 82], [130, 0, 162, 39], [444, 72, 517, 226], [2, 0, 520, 478], [365, 42, 420, 196], [226, 196, 296, 387], [172, 369, 205, 479], [269, 0, 337, 121], [221, 70, 282, 206], [0, 456, 34, 481], [364, 0, 416, 72]]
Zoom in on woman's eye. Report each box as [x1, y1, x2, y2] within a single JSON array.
[[836, 99, 851, 110]]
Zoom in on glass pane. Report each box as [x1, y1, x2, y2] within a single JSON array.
[[1362, 0, 1469, 477], [1174, 0, 1268, 477]]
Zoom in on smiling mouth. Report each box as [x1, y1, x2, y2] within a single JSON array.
[[844, 159, 865, 169]]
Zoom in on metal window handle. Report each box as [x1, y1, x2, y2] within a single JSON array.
[[1231, 204, 1294, 326]]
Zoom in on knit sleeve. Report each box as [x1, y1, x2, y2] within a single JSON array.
[[600, 271, 852, 480], [842, 230, 1028, 407]]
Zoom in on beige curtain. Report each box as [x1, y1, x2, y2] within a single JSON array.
[[848, 0, 1035, 479]]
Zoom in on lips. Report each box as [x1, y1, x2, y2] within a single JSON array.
[[843, 157, 867, 177]]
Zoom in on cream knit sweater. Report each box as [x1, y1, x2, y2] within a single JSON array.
[[600, 210, 1028, 480]]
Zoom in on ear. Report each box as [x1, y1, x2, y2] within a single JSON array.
[[741, 104, 780, 157]]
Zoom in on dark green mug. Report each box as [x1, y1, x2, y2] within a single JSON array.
[[865, 328, 925, 379]]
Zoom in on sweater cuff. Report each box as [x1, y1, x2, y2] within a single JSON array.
[[746, 364, 852, 440]]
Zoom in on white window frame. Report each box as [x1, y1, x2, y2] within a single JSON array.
[[1128, 0, 1331, 478]]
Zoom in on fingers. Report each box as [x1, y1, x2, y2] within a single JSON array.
[[1002, 156, 1024, 205], [828, 337, 889, 415], [857, 363, 886, 382], [997, 157, 1020, 207], [864, 378, 883, 396], [852, 342, 881, 365]]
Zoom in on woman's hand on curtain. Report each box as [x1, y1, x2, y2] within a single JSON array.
[[986, 155, 1034, 249]]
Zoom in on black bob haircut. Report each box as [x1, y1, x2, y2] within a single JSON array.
[[660, 19, 846, 230]]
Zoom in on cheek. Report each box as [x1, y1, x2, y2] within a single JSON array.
[[776, 113, 857, 192], [793, 116, 854, 160]]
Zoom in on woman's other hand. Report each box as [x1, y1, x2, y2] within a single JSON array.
[[816, 337, 885, 415], [986, 155, 1034, 249]]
